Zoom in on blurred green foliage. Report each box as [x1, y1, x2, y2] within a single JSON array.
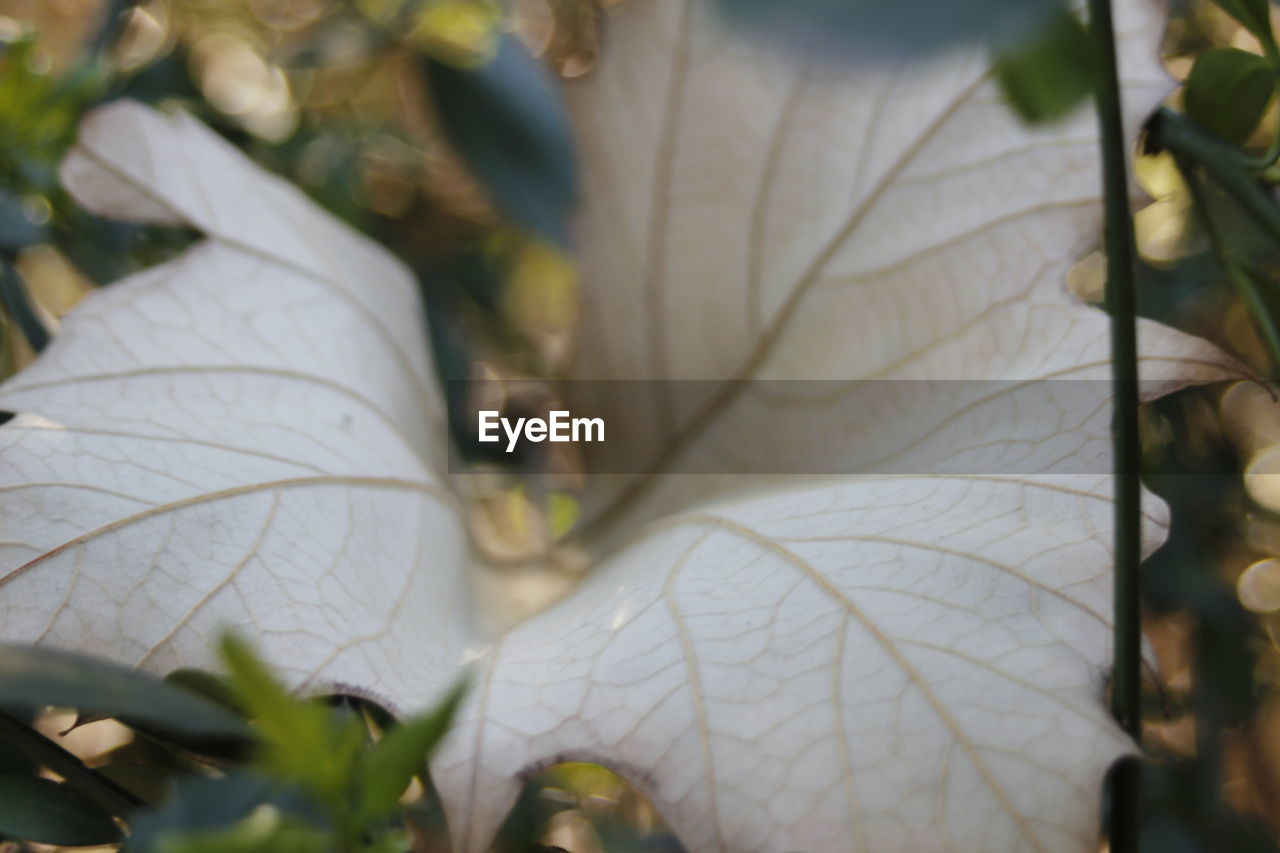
[[993, 7, 1095, 124], [0, 638, 463, 852], [1185, 48, 1275, 144]]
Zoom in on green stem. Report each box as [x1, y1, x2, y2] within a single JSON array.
[[1243, 108, 1280, 172], [1178, 153, 1280, 369], [0, 257, 51, 354], [86, 0, 140, 60], [1088, 0, 1141, 847], [0, 710, 142, 819], [1150, 108, 1280, 246]]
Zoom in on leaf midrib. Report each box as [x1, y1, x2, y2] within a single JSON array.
[[581, 60, 996, 542]]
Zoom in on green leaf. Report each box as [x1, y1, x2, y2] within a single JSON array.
[[0, 734, 34, 776], [107, 50, 204, 106], [0, 709, 142, 818], [354, 679, 467, 823], [0, 644, 253, 742], [164, 668, 246, 716], [1211, 0, 1277, 54], [0, 774, 122, 845], [154, 812, 333, 853], [0, 261, 50, 353], [425, 35, 578, 245], [716, 0, 1063, 59], [993, 7, 1094, 124], [126, 772, 323, 853], [218, 636, 364, 806], [1185, 47, 1276, 144], [0, 190, 46, 251]]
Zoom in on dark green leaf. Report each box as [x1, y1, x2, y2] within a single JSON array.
[[426, 35, 578, 245], [993, 7, 1094, 124], [106, 49, 203, 106], [0, 644, 253, 741], [0, 189, 46, 250], [0, 709, 142, 818], [0, 774, 122, 845], [0, 261, 50, 352], [126, 772, 323, 853], [96, 762, 184, 805], [716, 0, 1063, 59], [152, 816, 332, 853], [354, 679, 466, 823], [1210, 0, 1277, 54], [1185, 47, 1276, 144], [94, 731, 219, 804], [0, 734, 35, 776], [165, 668, 246, 717]]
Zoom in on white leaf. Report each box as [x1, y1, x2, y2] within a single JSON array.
[[436, 475, 1147, 853], [0, 103, 468, 707], [0, 0, 1233, 844], [564, 0, 1235, 535]]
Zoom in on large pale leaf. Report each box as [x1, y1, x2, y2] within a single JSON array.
[[564, 0, 1235, 536], [0, 102, 468, 708], [436, 474, 1147, 852], [0, 2, 1232, 843]]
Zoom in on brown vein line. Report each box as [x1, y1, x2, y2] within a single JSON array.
[[136, 493, 281, 667], [2, 365, 430, 473], [678, 514, 1054, 853], [33, 548, 84, 643], [668, 250, 1044, 423], [851, 260, 1053, 381], [584, 68, 996, 542], [893, 136, 1094, 189], [634, 474, 1162, 540], [936, 739, 956, 834], [841, 381, 1111, 475], [2, 424, 327, 474], [463, 635, 504, 853], [746, 69, 810, 334], [662, 528, 724, 852], [0, 475, 451, 590], [644, 0, 696, 435], [71, 144, 438, 431], [924, 475, 1160, 525], [294, 494, 430, 691], [814, 199, 1095, 296], [831, 611, 869, 853], [846, 351, 1239, 475], [0, 482, 155, 504], [847, 71, 897, 205], [573, 89, 642, 281], [899, 637, 1106, 730], [771, 532, 1108, 627]]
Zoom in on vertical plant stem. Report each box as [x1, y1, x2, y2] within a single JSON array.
[[1089, 0, 1142, 742], [1087, 0, 1141, 848]]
